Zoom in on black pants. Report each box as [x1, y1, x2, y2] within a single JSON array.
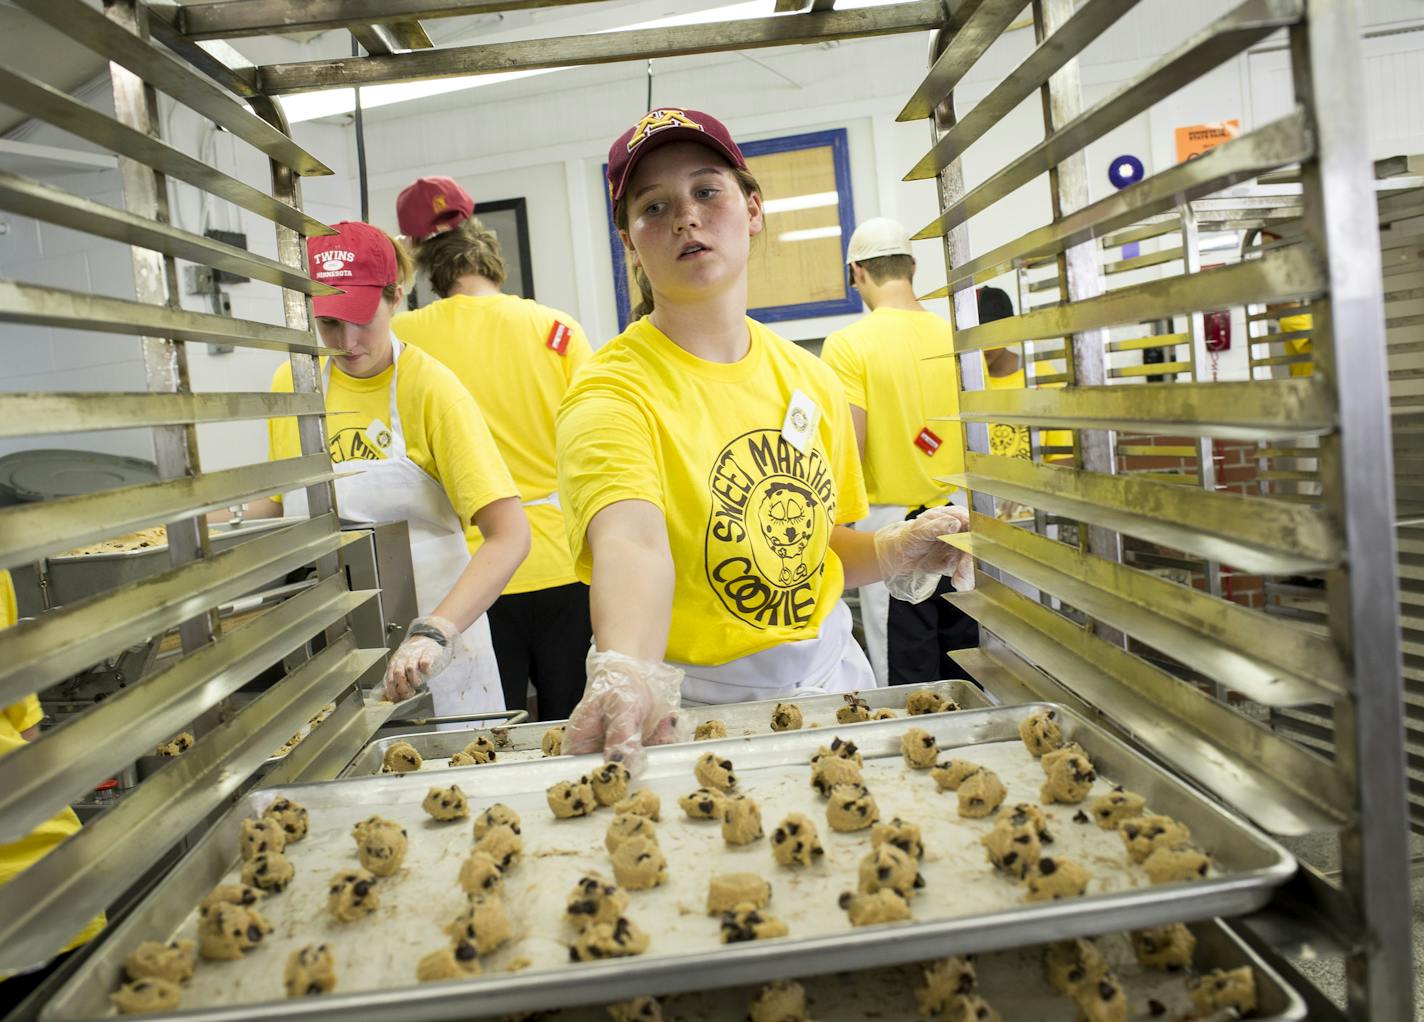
[[486, 582, 592, 722], [886, 504, 978, 685], [1, 950, 74, 1020]]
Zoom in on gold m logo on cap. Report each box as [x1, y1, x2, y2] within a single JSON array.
[[432, 194, 447, 212], [627, 109, 703, 152]]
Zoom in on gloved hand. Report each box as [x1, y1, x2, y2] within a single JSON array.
[[873, 504, 973, 603], [565, 649, 689, 775], [384, 615, 460, 701]]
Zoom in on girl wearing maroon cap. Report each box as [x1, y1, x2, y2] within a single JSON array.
[[230, 221, 530, 722], [556, 109, 969, 769]]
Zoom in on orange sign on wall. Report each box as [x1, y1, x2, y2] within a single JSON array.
[[1175, 120, 1241, 162]]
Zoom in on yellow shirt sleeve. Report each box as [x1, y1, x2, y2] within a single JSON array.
[[3, 694, 42, 735], [418, 377, 519, 527], [820, 331, 868, 409]]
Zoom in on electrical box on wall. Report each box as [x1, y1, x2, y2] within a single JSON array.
[[203, 229, 250, 284]]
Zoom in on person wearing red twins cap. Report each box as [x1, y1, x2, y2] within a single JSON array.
[[392, 177, 595, 723], [555, 108, 971, 771], [229, 221, 530, 721]]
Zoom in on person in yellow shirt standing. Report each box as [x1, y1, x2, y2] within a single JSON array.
[[821, 218, 977, 688], [0, 570, 105, 1003], [557, 108, 970, 769], [235, 221, 529, 723], [393, 178, 594, 721]]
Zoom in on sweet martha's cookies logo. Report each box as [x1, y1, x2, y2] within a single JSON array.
[[706, 429, 838, 629]]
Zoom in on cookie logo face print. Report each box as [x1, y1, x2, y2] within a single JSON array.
[[707, 430, 838, 629], [329, 429, 384, 463]]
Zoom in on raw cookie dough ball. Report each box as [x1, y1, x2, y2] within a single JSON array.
[[1024, 856, 1091, 901], [678, 787, 727, 820], [906, 690, 958, 716], [771, 813, 824, 867], [446, 894, 513, 954], [930, 758, 982, 791], [900, 728, 939, 769], [839, 889, 911, 927], [827, 783, 880, 832], [958, 769, 1007, 818], [858, 843, 923, 899], [155, 733, 194, 757], [547, 777, 597, 819], [1143, 844, 1211, 884], [1089, 789, 1145, 829], [721, 794, 764, 845], [694, 752, 737, 791], [262, 797, 309, 843], [327, 868, 379, 921], [870, 708, 897, 721], [1130, 923, 1196, 970], [111, 978, 182, 1015], [381, 740, 422, 773], [695, 720, 727, 741], [239, 817, 287, 860], [608, 996, 663, 1022], [416, 943, 480, 981], [462, 735, 498, 762], [570, 917, 650, 961], [915, 956, 977, 1016], [566, 875, 630, 930], [591, 762, 632, 806], [1188, 966, 1257, 1017], [449, 751, 480, 767], [352, 816, 408, 877], [1071, 976, 1127, 1022], [458, 851, 505, 897], [422, 784, 470, 822], [1044, 939, 1111, 995], [612, 835, 667, 890], [1001, 802, 1054, 843], [241, 850, 294, 893], [811, 737, 863, 767], [1017, 710, 1062, 758], [810, 755, 864, 797], [199, 883, 263, 914], [475, 823, 524, 871], [1119, 815, 1192, 863], [871, 817, 924, 860], [1040, 742, 1088, 775], [719, 903, 789, 943], [837, 693, 871, 723], [1040, 751, 1096, 805], [541, 726, 566, 757], [605, 812, 658, 854], [284, 944, 336, 997], [124, 940, 196, 985], [474, 803, 522, 840], [489, 727, 512, 748], [748, 980, 808, 1022], [614, 789, 661, 820], [707, 873, 771, 915], [770, 703, 804, 731], [981, 814, 1042, 879], [198, 904, 271, 961], [943, 995, 1001, 1022]]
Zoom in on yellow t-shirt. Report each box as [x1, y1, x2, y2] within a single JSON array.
[[982, 361, 1073, 458], [392, 294, 592, 594], [557, 317, 869, 666], [1280, 312, 1313, 378], [820, 307, 963, 507], [268, 344, 518, 531], [0, 572, 106, 959]]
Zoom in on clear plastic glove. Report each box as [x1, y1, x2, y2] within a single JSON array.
[[384, 615, 459, 702], [873, 504, 973, 603], [564, 649, 689, 775]]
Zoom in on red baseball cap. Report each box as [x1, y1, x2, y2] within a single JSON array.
[[606, 107, 748, 205], [396, 176, 475, 241], [308, 221, 398, 324]]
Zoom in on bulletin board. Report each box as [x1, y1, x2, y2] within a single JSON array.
[[605, 127, 861, 329]]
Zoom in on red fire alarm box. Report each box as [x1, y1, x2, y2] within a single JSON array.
[[1204, 310, 1231, 352]]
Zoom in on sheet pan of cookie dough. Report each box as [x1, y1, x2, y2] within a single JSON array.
[[340, 680, 993, 777], [42, 702, 1296, 1022]]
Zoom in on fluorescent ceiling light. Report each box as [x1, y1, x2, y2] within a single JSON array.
[[779, 225, 842, 243], [282, 0, 911, 123], [763, 190, 839, 215]]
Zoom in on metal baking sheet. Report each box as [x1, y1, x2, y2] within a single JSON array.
[[43, 702, 1296, 1022], [544, 919, 1305, 1022], [341, 680, 994, 777]]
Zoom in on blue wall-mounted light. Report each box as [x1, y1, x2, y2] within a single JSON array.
[[1108, 154, 1145, 190]]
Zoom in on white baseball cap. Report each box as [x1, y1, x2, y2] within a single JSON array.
[[846, 217, 914, 264]]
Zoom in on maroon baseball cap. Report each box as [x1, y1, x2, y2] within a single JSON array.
[[308, 221, 398, 324], [396, 176, 475, 241], [606, 107, 748, 205]]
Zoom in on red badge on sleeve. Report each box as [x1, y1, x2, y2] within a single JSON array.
[[914, 427, 942, 456], [546, 321, 571, 356]]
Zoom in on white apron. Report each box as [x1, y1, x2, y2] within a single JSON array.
[[676, 601, 874, 706], [287, 340, 504, 725]]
